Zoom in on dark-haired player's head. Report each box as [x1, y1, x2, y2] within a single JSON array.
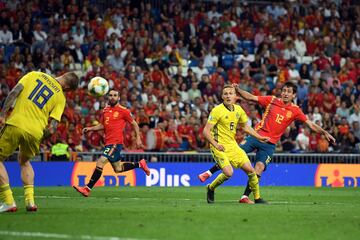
[[281, 82, 297, 104], [221, 84, 237, 106], [107, 89, 120, 107]]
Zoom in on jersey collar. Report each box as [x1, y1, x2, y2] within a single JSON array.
[[222, 103, 234, 112]]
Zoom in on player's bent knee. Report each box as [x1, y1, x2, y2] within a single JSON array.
[[96, 157, 108, 168], [112, 163, 124, 173], [222, 166, 233, 177], [114, 166, 124, 173], [242, 162, 255, 174], [255, 162, 266, 174]]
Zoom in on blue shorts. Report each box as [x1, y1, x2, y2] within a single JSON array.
[[101, 144, 124, 163], [240, 136, 276, 171]]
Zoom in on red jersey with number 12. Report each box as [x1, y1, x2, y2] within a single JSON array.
[[255, 96, 307, 144], [102, 104, 133, 145]]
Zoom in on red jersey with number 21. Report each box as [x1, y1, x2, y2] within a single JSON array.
[[102, 104, 133, 145], [255, 96, 307, 144]]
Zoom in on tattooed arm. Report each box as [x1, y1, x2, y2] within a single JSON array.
[[42, 119, 59, 141], [0, 83, 24, 125]]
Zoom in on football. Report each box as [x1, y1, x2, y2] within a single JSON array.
[[88, 76, 109, 97]]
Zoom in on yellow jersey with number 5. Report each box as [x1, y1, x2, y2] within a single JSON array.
[[6, 71, 66, 140], [207, 103, 248, 145]]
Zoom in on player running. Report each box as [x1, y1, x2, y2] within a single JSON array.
[[73, 89, 150, 197], [199, 82, 336, 203], [0, 71, 79, 213], [204, 84, 269, 204]]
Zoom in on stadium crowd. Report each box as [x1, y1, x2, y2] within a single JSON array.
[[0, 0, 360, 155]]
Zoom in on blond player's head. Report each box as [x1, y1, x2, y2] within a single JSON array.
[[58, 72, 79, 91], [221, 84, 237, 106]]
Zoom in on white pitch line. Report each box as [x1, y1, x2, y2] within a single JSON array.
[[29, 196, 350, 205], [0, 231, 154, 240], [35, 196, 192, 201]]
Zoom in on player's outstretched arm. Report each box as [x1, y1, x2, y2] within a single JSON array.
[[82, 123, 104, 134], [131, 120, 143, 147], [203, 122, 225, 151], [241, 123, 270, 142], [0, 83, 24, 125], [305, 120, 336, 143], [232, 83, 258, 102]]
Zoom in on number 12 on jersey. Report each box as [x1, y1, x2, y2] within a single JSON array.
[[275, 114, 284, 124], [28, 79, 54, 109]]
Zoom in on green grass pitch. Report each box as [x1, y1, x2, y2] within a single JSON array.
[[0, 187, 359, 240]]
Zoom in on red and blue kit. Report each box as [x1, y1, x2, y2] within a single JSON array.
[[102, 105, 133, 145], [255, 96, 307, 144]]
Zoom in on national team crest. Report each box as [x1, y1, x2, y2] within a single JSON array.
[[113, 111, 119, 118], [236, 113, 240, 119], [286, 111, 292, 119]]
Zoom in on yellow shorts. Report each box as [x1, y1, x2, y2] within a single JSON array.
[[210, 143, 250, 169], [0, 125, 40, 161]]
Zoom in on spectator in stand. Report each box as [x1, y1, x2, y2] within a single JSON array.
[[294, 34, 307, 57], [164, 119, 181, 150], [187, 82, 201, 103], [0, 24, 13, 44], [280, 127, 296, 152], [349, 105, 360, 126], [288, 61, 301, 83], [236, 49, 254, 70], [336, 101, 350, 119], [296, 127, 310, 152], [107, 48, 124, 72], [283, 41, 297, 60], [204, 48, 219, 68], [352, 121, 360, 140], [317, 134, 329, 152]]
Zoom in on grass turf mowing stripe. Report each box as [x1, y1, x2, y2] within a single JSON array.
[[0, 231, 155, 240]]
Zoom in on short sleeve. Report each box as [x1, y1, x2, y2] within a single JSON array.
[[50, 95, 66, 122], [207, 107, 219, 125], [123, 109, 133, 123], [258, 96, 274, 108], [295, 108, 308, 122], [238, 107, 248, 124]]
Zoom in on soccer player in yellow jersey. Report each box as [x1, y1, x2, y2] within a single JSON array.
[[0, 71, 79, 213], [203, 84, 269, 204]]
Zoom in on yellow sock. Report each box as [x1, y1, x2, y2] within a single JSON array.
[[0, 191, 4, 202], [209, 173, 229, 190], [248, 173, 260, 199], [24, 185, 35, 205], [0, 184, 15, 205]]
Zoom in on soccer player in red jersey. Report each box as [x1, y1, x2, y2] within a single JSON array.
[[73, 89, 150, 197], [198, 82, 335, 203]]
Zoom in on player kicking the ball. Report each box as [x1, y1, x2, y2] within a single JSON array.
[[73, 89, 150, 197], [203, 84, 269, 204], [199, 82, 335, 204]]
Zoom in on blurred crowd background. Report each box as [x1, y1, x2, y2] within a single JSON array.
[[0, 0, 360, 155]]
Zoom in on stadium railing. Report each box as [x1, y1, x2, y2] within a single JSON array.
[[7, 152, 360, 164]]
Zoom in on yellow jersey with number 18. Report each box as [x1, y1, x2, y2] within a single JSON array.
[[6, 71, 66, 140], [207, 103, 248, 145]]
